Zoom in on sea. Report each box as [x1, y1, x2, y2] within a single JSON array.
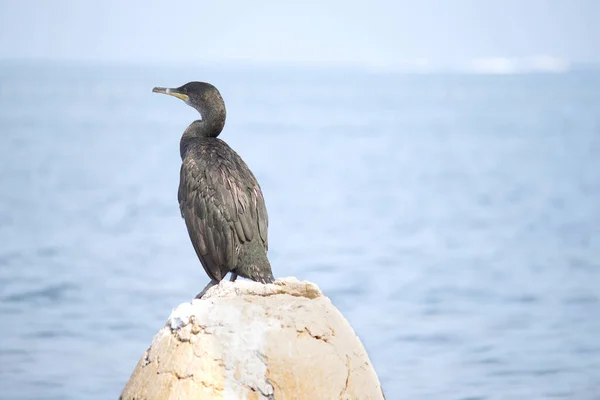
[[0, 61, 599, 399]]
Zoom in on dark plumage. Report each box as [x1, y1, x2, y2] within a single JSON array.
[[152, 82, 274, 298]]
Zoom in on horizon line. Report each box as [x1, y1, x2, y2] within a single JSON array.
[[1, 56, 599, 75]]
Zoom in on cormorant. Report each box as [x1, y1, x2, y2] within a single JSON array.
[[152, 82, 274, 298]]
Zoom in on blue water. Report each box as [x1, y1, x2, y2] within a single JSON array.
[[1, 62, 599, 399]]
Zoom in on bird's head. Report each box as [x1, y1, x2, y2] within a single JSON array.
[[152, 81, 225, 119]]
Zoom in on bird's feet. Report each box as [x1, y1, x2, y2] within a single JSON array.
[[194, 279, 219, 299]]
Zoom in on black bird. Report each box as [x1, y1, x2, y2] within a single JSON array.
[[152, 82, 274, 298]]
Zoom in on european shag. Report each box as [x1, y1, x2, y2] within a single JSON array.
[[152, 82, 274, 298]]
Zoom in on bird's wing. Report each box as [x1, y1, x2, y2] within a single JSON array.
[[229, 152, 269, 250], [178, 148, 268, 281]]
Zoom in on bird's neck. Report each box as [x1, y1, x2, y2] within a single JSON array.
[[180, 108, 226, 158]]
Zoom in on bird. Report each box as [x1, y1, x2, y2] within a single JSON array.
[[152, 82, 274, 298]]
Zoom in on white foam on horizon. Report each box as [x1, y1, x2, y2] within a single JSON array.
[[213, 55, 571, 75], [466, 55, 569, 74]]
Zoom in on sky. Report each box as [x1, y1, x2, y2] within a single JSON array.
[[0, 0, 598, 71]]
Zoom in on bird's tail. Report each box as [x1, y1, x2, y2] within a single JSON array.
[[237, 242, 275, 284], [259, 262, 275, 284], [253, 256, 275, 284]]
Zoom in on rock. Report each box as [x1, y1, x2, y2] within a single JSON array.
[[120, 277, 385, 400]]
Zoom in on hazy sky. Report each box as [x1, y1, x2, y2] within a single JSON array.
[[0, 0, 598, 69]]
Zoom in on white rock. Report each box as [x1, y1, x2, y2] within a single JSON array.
[[120, 277, 385, 400]]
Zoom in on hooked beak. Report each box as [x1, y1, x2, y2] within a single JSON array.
[[152, 87, 190, 102]]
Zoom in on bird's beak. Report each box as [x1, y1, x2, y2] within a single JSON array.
[[152, 87, 190, 102]]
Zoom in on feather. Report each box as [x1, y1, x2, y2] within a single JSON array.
[[178, 138, 269, 283]]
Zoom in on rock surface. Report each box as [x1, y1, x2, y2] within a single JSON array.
[[120, 277, 385, 400]]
